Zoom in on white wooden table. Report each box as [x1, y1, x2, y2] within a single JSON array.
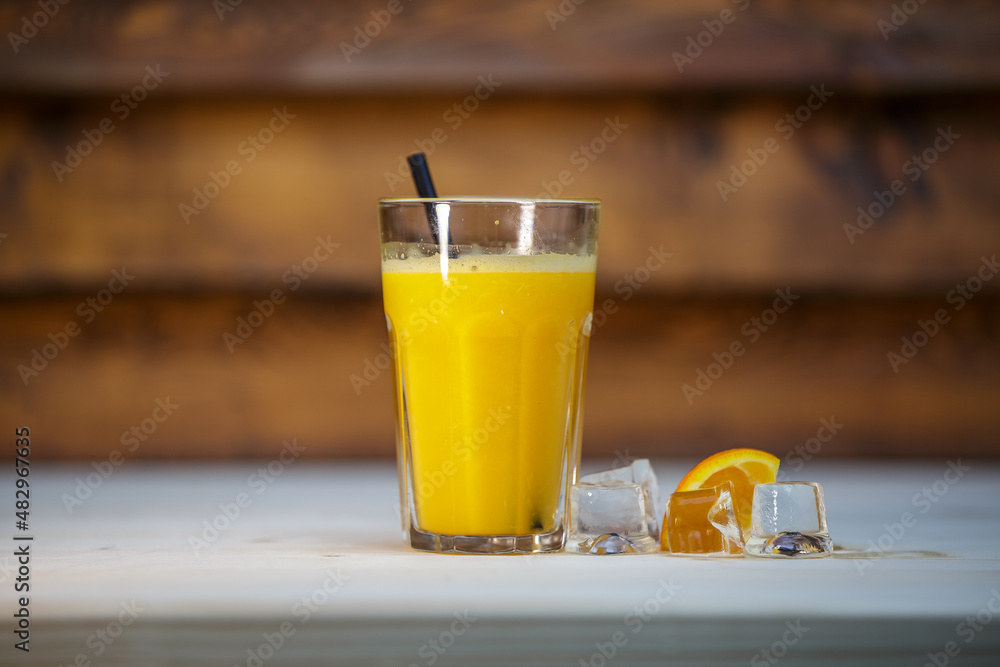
[[4, 460, 1000, 665]]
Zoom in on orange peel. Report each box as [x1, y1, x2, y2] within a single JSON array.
[[675, 448, 780, 534]]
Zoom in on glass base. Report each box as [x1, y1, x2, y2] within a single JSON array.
[[406, 524, 566, 554]]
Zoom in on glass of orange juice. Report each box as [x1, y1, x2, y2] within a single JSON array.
[[378, 198, 599, 553]]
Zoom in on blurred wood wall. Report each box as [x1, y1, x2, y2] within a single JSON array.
[[1, 0, 998, 461]]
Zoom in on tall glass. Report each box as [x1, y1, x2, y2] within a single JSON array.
[[378, 198, 599, 554]]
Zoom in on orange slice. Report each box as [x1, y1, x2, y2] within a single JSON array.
[[675, 448, 780, 535]]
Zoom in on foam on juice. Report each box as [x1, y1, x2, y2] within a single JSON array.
[[381, 252, 597, 275]]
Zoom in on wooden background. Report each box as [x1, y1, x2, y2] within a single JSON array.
[[1, 0, 997, 461]]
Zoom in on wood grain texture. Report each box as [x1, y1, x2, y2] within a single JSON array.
[[2, 293, 997, 461], [2, 95, 999, 294], [2, 1, 998, 466], [2, 0, 999, 93]]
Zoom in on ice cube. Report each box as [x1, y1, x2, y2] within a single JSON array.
[[744, 482, 832, 558], [581, 459, 660, 539], [567, 480, 658, 554], [766, 532, 829, 555], [579, 533, 642, 555], [662, 482, 743, 556]]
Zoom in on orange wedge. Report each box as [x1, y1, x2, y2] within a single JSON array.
[[675, 448, 780, 535]]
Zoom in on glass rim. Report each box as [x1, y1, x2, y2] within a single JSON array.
[[379, 196, 601, 206]]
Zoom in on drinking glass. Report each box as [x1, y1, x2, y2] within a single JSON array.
[[379, 198, 599, 553]]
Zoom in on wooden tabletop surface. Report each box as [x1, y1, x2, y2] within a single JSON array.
[[4, 459, 999, 665]]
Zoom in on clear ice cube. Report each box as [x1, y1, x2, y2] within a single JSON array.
[[662, 482, 743, 556], [581, 459, 660, 539], [745, 482, 833, 558], [766, 532, 829, 555], [579, 533, 641, 555], [567, 480, 658, 554]]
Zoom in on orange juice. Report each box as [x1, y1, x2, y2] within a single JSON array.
[[382, 253, 596, 536]]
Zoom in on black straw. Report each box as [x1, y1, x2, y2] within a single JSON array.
[[407, 153, 438, 198], [406, 152, 452, 250]]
